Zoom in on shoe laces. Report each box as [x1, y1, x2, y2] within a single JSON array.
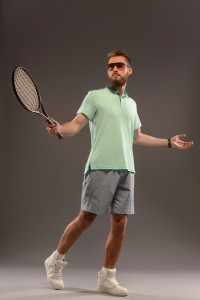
[[110, 277, 119, 286], [51, 263, 63, 278]]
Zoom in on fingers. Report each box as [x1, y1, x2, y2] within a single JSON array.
[[47, 127, 57, 135], [177, 134, 186, 139], [172, 140, 194, 149], [185, 141, 194, 147], [182, 143, 192, 149], [171, 134, 194, 149], [46, 117, 60, 136], [50, 117, 59, 126]]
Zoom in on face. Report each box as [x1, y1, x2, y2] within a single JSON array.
[[107, 56, 132, 88]]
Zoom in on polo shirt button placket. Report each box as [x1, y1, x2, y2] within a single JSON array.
[[120, 95, 124, 106]]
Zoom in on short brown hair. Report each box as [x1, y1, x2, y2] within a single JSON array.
[[107, 49, 131, 66]]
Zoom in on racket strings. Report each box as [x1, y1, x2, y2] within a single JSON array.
[[14, 68, 40, 111]]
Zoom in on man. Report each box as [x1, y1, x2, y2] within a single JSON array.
[[45, 50, 193, 297]]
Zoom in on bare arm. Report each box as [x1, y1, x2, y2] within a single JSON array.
[[46, 113, 89, 137], [133, 127, 194, 149]]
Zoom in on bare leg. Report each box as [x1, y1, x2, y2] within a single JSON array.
[[57, 210, 97, 255], [103, 214, 128, 269]]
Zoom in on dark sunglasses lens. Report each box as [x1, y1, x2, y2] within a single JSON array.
[[108, 63, 126, 71], [116, 63, 125, 70], [108, 63, 114, 70]]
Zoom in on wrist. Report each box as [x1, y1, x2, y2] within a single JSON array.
[[168, 138, 172, 148], [59, 125, 65, 136]]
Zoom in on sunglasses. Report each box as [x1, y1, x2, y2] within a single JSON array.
[[107, 62, 129, 71]]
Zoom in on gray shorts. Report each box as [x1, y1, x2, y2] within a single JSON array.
[[81, 170, 135, 215]]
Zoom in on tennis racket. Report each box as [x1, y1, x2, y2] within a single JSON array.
[[12, 66, 63, 139]]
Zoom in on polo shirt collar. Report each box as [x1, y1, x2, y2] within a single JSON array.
[[106, 85, 129, 97]]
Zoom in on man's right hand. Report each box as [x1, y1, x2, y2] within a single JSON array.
[[46, 113, 89, 138], [46, 118, 61, 136]]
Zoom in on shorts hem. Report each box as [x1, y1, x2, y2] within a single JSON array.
[[81, 207, 135, 215]]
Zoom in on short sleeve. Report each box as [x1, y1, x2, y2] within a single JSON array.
[[134, 107, 142, 130], [77, 91, 96, 121]]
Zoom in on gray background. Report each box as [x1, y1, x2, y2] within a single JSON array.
[[1, 0, 200, 274]]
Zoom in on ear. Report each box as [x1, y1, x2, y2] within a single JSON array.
[[128, 67, 133, 75]]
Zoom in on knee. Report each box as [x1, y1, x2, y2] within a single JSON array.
[[78, 211, 96, 230], [111, 215, 128, 236]]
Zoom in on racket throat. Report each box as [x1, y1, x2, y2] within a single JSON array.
[[46, 117, 54, 125]]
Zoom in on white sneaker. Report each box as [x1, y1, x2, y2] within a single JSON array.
[[97, 268, 128, 297], [45, 251, 68, 290]]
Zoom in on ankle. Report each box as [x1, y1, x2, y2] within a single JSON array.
[[103, 264, 115, 270], [55, 250, 65, 260], [102, 266, 115, 271]]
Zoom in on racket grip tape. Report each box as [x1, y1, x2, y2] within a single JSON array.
[[47, 118, 63, 140]]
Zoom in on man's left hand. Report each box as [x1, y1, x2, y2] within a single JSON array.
[[171, 134, 194, 149]]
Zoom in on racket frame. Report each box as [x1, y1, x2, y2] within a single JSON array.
[[12, 66, 63, 139]]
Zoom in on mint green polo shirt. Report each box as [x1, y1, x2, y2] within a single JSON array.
[[77, 86, 142, 174]]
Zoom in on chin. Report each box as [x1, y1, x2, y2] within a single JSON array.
[[110, 79, 122, 86]]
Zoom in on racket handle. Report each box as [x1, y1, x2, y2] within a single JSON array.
[[47, 118, 63, 140]]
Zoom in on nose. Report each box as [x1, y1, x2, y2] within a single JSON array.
[[113, 65, 118, 72]]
